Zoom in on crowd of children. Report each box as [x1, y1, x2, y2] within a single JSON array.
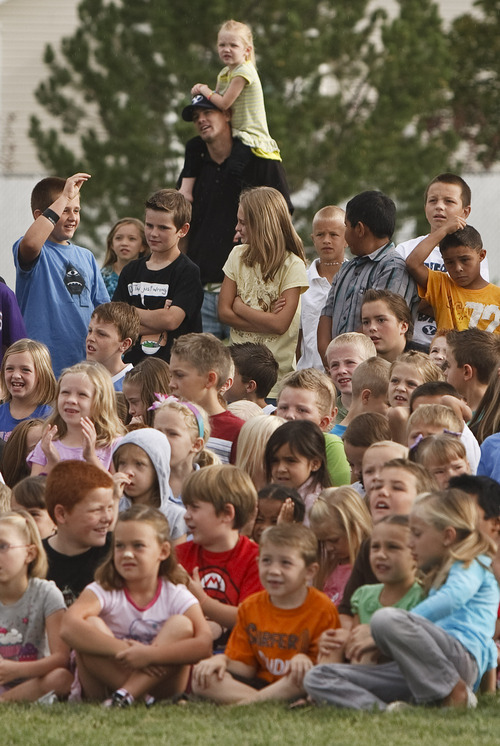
[[1, 16, 500, 714]]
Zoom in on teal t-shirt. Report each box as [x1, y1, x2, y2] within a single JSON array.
[[351, 581, 423, 624]]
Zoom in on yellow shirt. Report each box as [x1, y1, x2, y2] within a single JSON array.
[[223, 245, 308, 398], [420, 270, 500, 333]]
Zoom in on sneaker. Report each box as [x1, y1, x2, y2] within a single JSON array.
[[385, 700, 412, 713], [465, 688, 478, 709], [37, 690, 58, 705], [103, 691, 132, 708]]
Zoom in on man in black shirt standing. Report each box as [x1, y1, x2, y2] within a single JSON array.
[[179, 95, 293, 338]]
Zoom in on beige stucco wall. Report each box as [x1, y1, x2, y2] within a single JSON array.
[[0, 0, 79, 175]]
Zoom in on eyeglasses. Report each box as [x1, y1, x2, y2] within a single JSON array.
[[0, 542, 31, 554]]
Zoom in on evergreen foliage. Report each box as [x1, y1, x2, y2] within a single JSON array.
[[30, 0, 457, 245]]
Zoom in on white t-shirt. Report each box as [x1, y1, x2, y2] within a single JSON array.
[[461, 422, 480, 475], [297, 258, 332, 370], [87, 578, 198, 643]]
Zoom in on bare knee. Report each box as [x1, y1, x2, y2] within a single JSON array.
[[155, 614, 193, 644], [87, 616, 114, 635], [44, 668, 74, 698]]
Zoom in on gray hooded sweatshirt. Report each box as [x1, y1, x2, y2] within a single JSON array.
[[112, 428, 188, 540]]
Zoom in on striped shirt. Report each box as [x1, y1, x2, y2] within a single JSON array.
[[321, 242, 418, 338]]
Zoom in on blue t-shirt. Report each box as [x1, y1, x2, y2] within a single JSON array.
[[330, 423, 347, 437], [477, 433, 500, 482], [0, 402, 52, 441], [13, 237, 109, 377], [412, 556, 499, 690]]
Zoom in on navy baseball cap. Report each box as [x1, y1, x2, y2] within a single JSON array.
[[182, 94, 221, 122]]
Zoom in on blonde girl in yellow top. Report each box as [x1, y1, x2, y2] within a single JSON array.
[[180, 20, 280, 203]]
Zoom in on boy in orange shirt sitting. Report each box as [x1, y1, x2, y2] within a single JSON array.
[[406, 221, 500, 333], [191, 524, 340, 704]]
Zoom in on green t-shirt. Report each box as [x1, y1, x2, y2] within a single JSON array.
[[324, 433, 351, 486], [351, 581, 423, 624]]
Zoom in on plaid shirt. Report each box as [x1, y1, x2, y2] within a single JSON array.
[[321, 242, 418, 338]]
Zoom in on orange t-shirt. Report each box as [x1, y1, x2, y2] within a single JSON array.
[[224, 587, 340, 683], [420, 270, 500, 332]]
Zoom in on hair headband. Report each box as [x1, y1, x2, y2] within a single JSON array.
[[148, 394, 204, 439]]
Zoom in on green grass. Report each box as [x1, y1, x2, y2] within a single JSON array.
[[3, 697, 500, 746]]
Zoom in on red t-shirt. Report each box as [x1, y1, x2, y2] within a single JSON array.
[[207, 410, 245, 464], [175, 535, 262, 606]]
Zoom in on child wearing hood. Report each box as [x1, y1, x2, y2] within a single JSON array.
[[112, 429, 187, 544]]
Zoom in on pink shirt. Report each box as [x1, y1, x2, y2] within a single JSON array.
[[27, 438, 120, 472], [87, 578, 198, 643], [323, 563, 352, 606]]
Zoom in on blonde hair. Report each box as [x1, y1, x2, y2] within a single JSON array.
[[312, 205, 345, 226], [326, 333, 376, 362], [277, 368, 336, 419], [0, 510, 47, 578], [95, 505, 188, 590], [227, 400, 264, 421], [152, 396, 214, 467], [182, 465, 257, 530], [411, 489, 496, 594], [49, 362, 125, 447], [102, 217, 148, 269], [153, 397, 210, 444], [413, 434, 467, 468], [309, 486, 372, 568], [363, 440, 408, 462], [219, 20, 255, 65], [0, 484, 12, 512], [390, 351, 444, 383], [407, 404, 462, 435], [260, 524, 318, 567], [236, 414, 285, 489], [171, 334, 232, 388], [239, 187, 305, 282], [1, 339, 56, 405], [351, 356, 390, 399]]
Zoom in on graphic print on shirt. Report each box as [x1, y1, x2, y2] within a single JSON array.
[[0, 626, 38, 660], [465, 302, 500, 332], [128, 618, 163, 644], [247, 624, 311, 677], [64, 263, 86, 298], [127, 282, 170, 306]]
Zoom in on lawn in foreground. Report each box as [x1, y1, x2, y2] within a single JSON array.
[[2, 697, 500, 746]]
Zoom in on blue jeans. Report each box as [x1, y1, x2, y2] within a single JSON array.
[[201, 291, 230, 340]]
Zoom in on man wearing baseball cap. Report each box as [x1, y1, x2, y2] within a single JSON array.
[[178, 94, 292, 338]]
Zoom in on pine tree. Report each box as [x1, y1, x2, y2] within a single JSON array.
[[449, 0, 500, 171], [30, 0, 456, 245]]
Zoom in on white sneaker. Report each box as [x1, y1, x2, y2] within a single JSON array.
[[37, 690, 58, 705], [465, 688, 478, 709], [385, 700, 412, 713]]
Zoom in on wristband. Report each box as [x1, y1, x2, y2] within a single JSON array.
[[207, 90, 214, 100], [42, 208, 60, 226]]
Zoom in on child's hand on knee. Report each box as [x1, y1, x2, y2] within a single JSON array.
[[318, 628, 348, 657], [0, 658, 22, 685], [288, 653, 312, 686], [193, 655, 227, 689], [345, 624, 377, 663], [115, 640, 151, 670]]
